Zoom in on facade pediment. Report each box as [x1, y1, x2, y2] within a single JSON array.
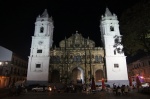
[[59, 31, 95, 48]]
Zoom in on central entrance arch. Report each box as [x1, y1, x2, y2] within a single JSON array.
[[71, 67, 84, 84], [51, 70, 60, 83], [95, 69, 104, 82]]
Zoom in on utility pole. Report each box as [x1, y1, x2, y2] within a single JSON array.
[[89, 49, 92, 80], [65, 37, 68, 84], [84, 39, 87, 84]]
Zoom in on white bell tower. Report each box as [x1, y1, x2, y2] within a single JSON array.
[[100, 8, 128, 87], [27, 9, 54, 85]]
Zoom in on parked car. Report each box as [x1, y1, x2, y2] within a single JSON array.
[[95, 84, 110, 92], [96, 85, 102, 91], [141, 83, 149, 88], [32, 86, 52, 92]]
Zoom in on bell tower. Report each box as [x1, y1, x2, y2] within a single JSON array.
[[27, 9, 54, 85], [100, 8, 128, 86]]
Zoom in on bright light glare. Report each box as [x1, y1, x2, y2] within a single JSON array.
[[49, 87, 52, 91], [140, 76, 144, 79]]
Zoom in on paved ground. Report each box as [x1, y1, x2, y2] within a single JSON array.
[[1, 90, 150, 99], [0, 88, 9, 99]]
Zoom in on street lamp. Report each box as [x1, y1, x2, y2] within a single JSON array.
[[0, 62, 4, 75], [0, 62, 2, 65], [92, 65, 95, 76]]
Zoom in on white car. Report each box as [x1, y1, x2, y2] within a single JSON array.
[[32, 86, 52, 92], [96, 85, 102, 91], [141, 83, 149, 88]]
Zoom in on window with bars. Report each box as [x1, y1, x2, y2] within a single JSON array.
[[36, 64, 41, 68], [37, 49, 42, 53], [114, 64, 119, 68]]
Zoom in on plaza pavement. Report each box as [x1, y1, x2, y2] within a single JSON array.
[[1, 89, 150, 99]]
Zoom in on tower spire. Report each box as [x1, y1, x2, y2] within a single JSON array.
[[41, 9, 49, 18], [105, 7, 112, 16]]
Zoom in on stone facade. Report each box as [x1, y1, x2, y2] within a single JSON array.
[[27, 8, 129, 86], [49, 31, 105, 84]]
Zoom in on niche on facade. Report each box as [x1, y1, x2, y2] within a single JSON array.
[[113, 35, 123, 54]]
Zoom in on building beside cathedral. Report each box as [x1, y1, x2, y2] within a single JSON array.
[[27, 8, 129, 87], [0, 46, 27, 88], [127, 56, 150, 83]]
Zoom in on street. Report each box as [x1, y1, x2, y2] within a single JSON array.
[[2, 90, 150, 99]]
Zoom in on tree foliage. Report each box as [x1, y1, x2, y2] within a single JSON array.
[[120, 0, 150, 56]]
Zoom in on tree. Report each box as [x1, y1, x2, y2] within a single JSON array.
[[120, 0, 150, 56]]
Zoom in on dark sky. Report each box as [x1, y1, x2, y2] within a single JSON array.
[[0, 0, 140, 60]]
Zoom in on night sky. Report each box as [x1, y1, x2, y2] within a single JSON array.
[[0, 0, 140, 60]]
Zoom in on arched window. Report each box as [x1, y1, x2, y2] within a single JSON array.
[[92, 55, 94, 58], [95, 55, 99, 62], [73, 56, 77, 62], [40, 27, 44, 33], [110, 26, 114, 31], [77, 55, 81, 62], [70, 55, 73, 58], [41, 19, 44, 21], [99, 55, 103, 62], [57, 56, 60, 62]]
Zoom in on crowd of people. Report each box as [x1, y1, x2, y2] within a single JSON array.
[[6, 82, 141, 96], [8, 84, 27, 96], [112, 84, 130, 96]]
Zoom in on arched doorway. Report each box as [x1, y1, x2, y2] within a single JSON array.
[[71, 67, 84, 84], [51, 70, 60, 83], [95, 69, 104, 82]]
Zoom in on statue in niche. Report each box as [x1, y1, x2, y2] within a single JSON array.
[[113, 35, 124, 54]]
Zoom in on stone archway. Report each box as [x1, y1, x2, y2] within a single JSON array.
[[51, 70, 60, 83], [95, 69, 104, 82], [71, 67, 84, 84]]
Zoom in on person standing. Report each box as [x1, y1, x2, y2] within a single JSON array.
[[53, 85, 56, 92], [124, 85, 129, 95]]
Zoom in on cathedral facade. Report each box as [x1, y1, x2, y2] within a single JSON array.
[[49, 31, 105, 85], [27, 8, 129, 87]]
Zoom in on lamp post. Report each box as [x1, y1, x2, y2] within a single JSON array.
[[0, 62, 4, 75], [89, 49, 92, 81], [92, 65, 95, 77], [0, 62, 3, 88], [84, 39, 87, 84], [0, 61, 9, 88]]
